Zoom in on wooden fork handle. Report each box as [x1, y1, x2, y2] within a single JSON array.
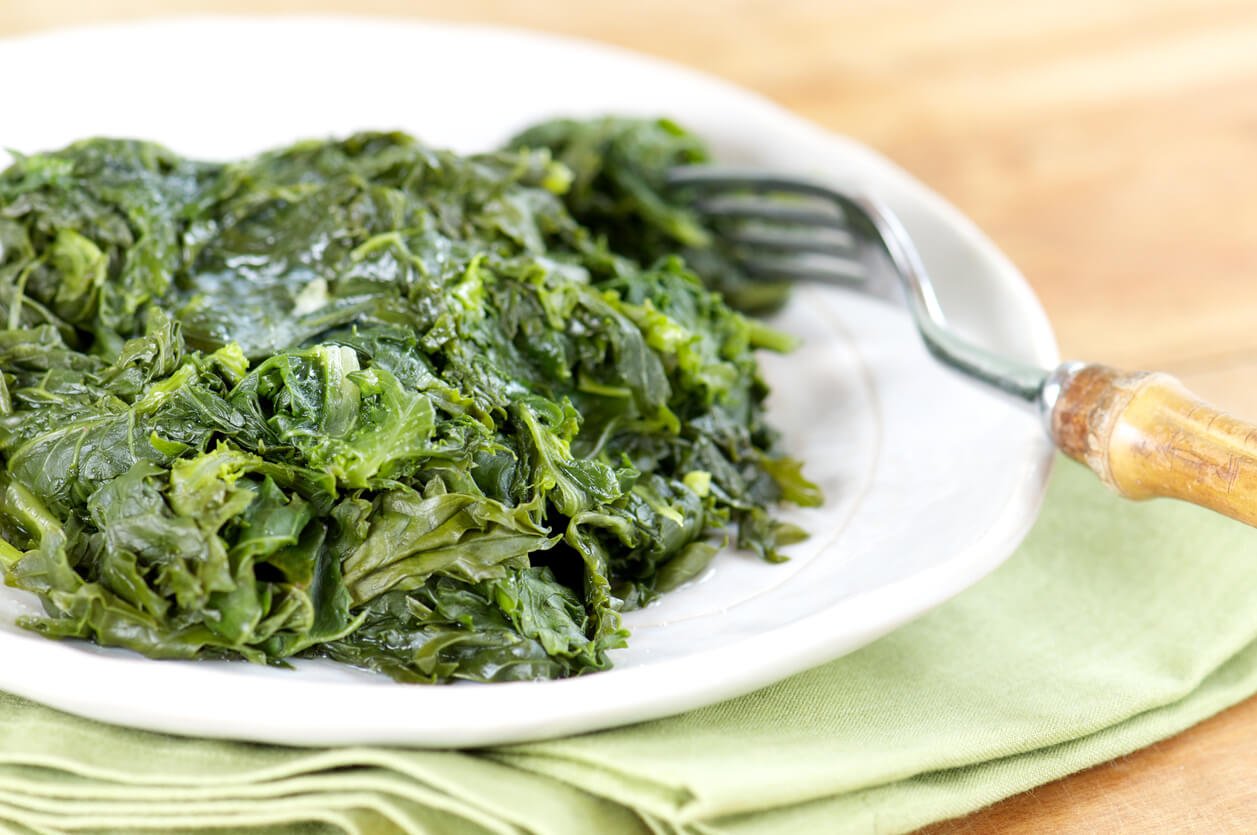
[[1050, 363, 1257, 525]]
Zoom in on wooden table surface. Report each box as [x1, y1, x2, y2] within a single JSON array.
[[4, 1, 1257, 830]]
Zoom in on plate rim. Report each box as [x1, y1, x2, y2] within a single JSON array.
[[0, 15, 1059, 746]]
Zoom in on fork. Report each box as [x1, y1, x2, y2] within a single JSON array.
[[668, 166, 1257, 528]]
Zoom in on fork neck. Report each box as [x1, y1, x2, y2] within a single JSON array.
[[861, 194, 1052, 412]]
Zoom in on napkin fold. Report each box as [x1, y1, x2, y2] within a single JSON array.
[[5, 459, 1257, 835]]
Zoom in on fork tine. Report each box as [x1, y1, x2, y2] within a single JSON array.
[[666, 167, 848, 203], [724, 227, 857, 258], [738, 255, 868, 288], [692, 199, 848, 230]]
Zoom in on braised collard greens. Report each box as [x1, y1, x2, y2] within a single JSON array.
[[0, 118, 820, 682]]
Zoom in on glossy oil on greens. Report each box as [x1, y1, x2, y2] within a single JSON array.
[[0, 118, 820, 683]]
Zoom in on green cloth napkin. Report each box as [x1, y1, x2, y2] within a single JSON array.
[[4, 458, 1257, 835]]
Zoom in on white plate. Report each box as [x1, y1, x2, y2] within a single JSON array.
[[0, 18, 1058, 746]]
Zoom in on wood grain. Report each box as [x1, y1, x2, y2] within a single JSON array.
[[4, 1, 1257, 830]]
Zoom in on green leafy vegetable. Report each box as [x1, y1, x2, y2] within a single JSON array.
[[509, 116, 794, 313], [0, 118, 820, 683]]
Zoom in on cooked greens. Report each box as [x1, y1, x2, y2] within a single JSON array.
[[0, 117, 820, 683]]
